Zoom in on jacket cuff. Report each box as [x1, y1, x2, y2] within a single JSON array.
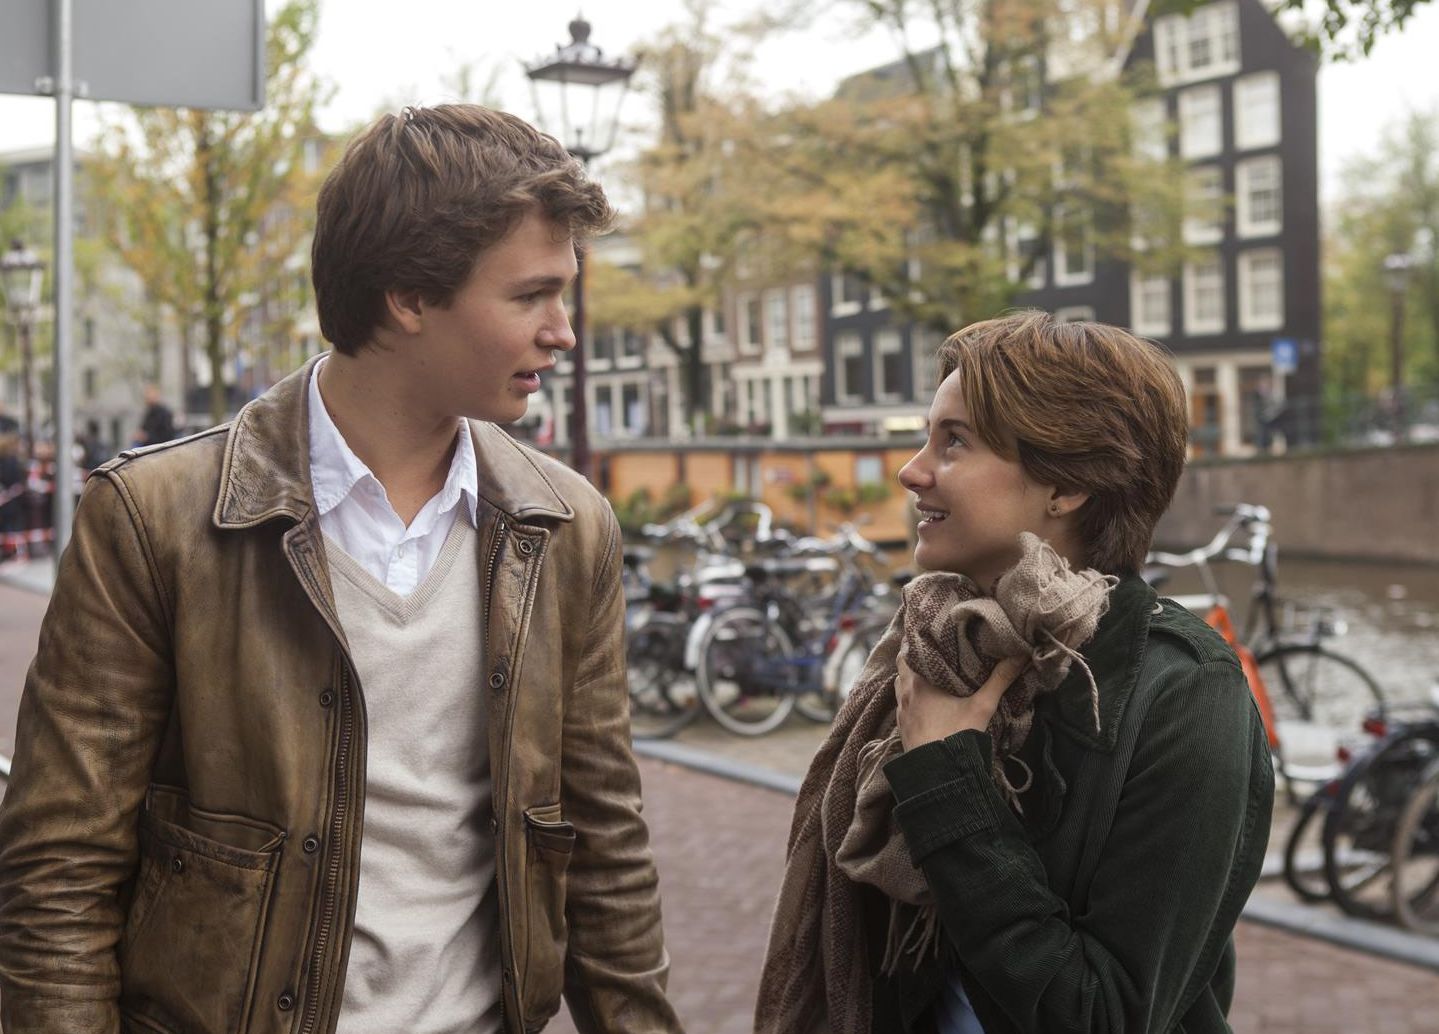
[[883, 731, 1003, 863]]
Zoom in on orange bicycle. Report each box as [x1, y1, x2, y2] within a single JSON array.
[[1146, 504, 1387, 799]]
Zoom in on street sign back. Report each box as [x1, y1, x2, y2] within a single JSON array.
[[0, 0, 264, 111]]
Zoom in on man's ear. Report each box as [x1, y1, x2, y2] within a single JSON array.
[[383, 288, 425, 335]]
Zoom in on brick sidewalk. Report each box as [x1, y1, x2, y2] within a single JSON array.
[[539, 756, 1439, 1034]]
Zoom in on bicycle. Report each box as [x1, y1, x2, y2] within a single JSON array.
[[1388, 679, 1439, 934], [1146, 504, 1387, 797], [695, 527, 890, 736]]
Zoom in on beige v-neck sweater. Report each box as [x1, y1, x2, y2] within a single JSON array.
[[326, 519, 501, 1034]]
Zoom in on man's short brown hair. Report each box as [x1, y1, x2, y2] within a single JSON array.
[[312, 104, 615, 354], [936, 310, 1188, 575]]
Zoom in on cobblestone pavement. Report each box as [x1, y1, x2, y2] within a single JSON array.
[[2, 579, 1437, 1032]]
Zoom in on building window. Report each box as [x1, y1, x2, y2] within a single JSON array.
[[83, 367, 97, 401], [1053, 306, 1095, 323], [618, 329, 645, 365], [590, 329, 614, 365], [831, 272, 865, 316], [1234, 72, 1281, 151], [764, 289, 789, 351], [1183, 254, 1226, 335], [912, 329, 942, 400], [1183, 165, 1225, 244], [1236, 156, 1283, 238], [594, 387, 613, 437], [1188, 365, 1223, 455], [83, 317, 96, 349], [621, 382, 644, 435], [1015, 223, 1048, 287], [1131, 272, 1173, 337], [740, 293, 762, 353], [836, 332, 865, 404], [1054, 209, 1093, 286], [855, 454, 885, 486], [1154, 1, 1240, 86], [1238, 249, 1284, 331], [1178, 85, 1222, 159], [1007, 54, 1043, 115], [874, 330, 905, 402], [1131, 98, 1168, 160], [708, 305, 726, 339], [791, 284, 816, 351]]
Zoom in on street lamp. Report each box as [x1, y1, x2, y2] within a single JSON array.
[[526, 14, 637, 479], [1, 239, 46, 460], [1383, 251, 1413, 441]]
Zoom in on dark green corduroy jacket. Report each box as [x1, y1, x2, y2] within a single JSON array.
[[873, 574, 1274, 1034]]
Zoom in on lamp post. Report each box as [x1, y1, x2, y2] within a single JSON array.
[[525, 14, 637, 479], [1, 239, 46, 462], [1383, 251, 1412, 441]]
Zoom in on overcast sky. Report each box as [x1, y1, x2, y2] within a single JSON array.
[[0, 0, 1435, 203]]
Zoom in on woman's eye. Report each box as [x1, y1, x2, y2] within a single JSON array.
[[947, 432, 966, 449]]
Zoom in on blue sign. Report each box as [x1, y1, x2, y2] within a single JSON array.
[[1271, 338, 1298, 374]]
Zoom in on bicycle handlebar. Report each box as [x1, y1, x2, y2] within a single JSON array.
[[1148, 503, 1272, 571]]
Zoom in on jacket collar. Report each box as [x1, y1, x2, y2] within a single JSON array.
[[213, 354, 576, 530], [1047, 572, 1157, 752]]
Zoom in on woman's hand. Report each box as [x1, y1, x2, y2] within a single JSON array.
[[895, 653, 1027, 752]]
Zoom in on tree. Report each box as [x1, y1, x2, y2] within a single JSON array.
[[1323, 107, 1439, 406], [586, 2, 777, 435], [733, 0, 1192, 332], [87, 0, 331, 422]]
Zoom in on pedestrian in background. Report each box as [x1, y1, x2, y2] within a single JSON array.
[[758, 311, 1273, 1034], [0, 104, 683, 1034], [136, 382, 178, 446], [0, 432, 23, 561]]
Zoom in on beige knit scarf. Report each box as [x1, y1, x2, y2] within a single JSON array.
[[754, 533, 1115, 1034]]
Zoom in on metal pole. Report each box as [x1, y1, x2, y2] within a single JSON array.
[[1390, 282, 1406, 442], [571, 247, 591, 479], [19, 319, 35, 462], [52, 0, 77, 560]]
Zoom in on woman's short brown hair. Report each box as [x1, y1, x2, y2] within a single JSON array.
[[312, 104, 615, 354], [936, 310, 1188, 575]]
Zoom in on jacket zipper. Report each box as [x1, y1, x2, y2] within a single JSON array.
[[299, 661, 354, 1034], [484, 518, 518, 1029]]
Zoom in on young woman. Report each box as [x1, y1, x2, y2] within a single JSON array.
[[757, 310, 1273, 1034]]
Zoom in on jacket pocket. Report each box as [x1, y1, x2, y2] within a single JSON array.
[[519, 802, 576, 1029], [119, 787, 286, 1034]]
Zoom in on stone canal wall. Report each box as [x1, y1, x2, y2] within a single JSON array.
[[1155, 443, 1439, 566]]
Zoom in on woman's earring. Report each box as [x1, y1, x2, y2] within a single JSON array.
[[1049, 504, 1062, 516]]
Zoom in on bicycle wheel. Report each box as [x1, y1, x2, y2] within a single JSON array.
[[697, 606, 797, 736], [627, 613, 701, 740], [1256, 645, 1386, 736], [1322, 729, 1439, 920], [1283, 787, 1332, 903], [1391, 759, 1439, 935]]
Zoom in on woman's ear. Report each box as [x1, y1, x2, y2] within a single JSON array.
[[383, 288, 425, 335], [1046, 487, 1090, 519]]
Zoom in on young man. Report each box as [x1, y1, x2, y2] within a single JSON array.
[[0, 105, 683, 1034]]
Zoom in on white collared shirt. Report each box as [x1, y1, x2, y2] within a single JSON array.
[[308, 357, 479, 596]]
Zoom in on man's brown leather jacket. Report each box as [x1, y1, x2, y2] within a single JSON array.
[[0, 361, 681, 1034]]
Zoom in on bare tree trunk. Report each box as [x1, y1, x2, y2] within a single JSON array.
[[198, 120, 227, 424]]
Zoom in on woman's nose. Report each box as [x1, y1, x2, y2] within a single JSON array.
[[898, 453, 932, 491]]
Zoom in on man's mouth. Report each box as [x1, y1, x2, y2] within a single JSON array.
[[917, 506, 949, 525]]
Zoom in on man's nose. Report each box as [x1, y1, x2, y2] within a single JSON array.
[[543, 301, 576, 352]]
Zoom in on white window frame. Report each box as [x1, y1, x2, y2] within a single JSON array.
[[1054, 209, 1094, 287], [1238, 248, 1284, 332], [912, 328, 942, 400], [1178, 85, 1222, 160], [1183, 254, 1226, 336], [1130, 271, 1173, 337], [790, 284, 816, 351], [873, 330, 905, 403], [616, 328, 645, 370], [830, 272, 863, 317], [764, 288, 789, 352], [836, 332, 865, 404], [1235, 155, 1283, 238], [1234, 72, 1281, 151], [1184, 165, 1225, 245], [1153, 2, 1240, 87], [1053, 306, 1096, 324], [1131, 98, 1168, 161], [738, 292, 762, 355]]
